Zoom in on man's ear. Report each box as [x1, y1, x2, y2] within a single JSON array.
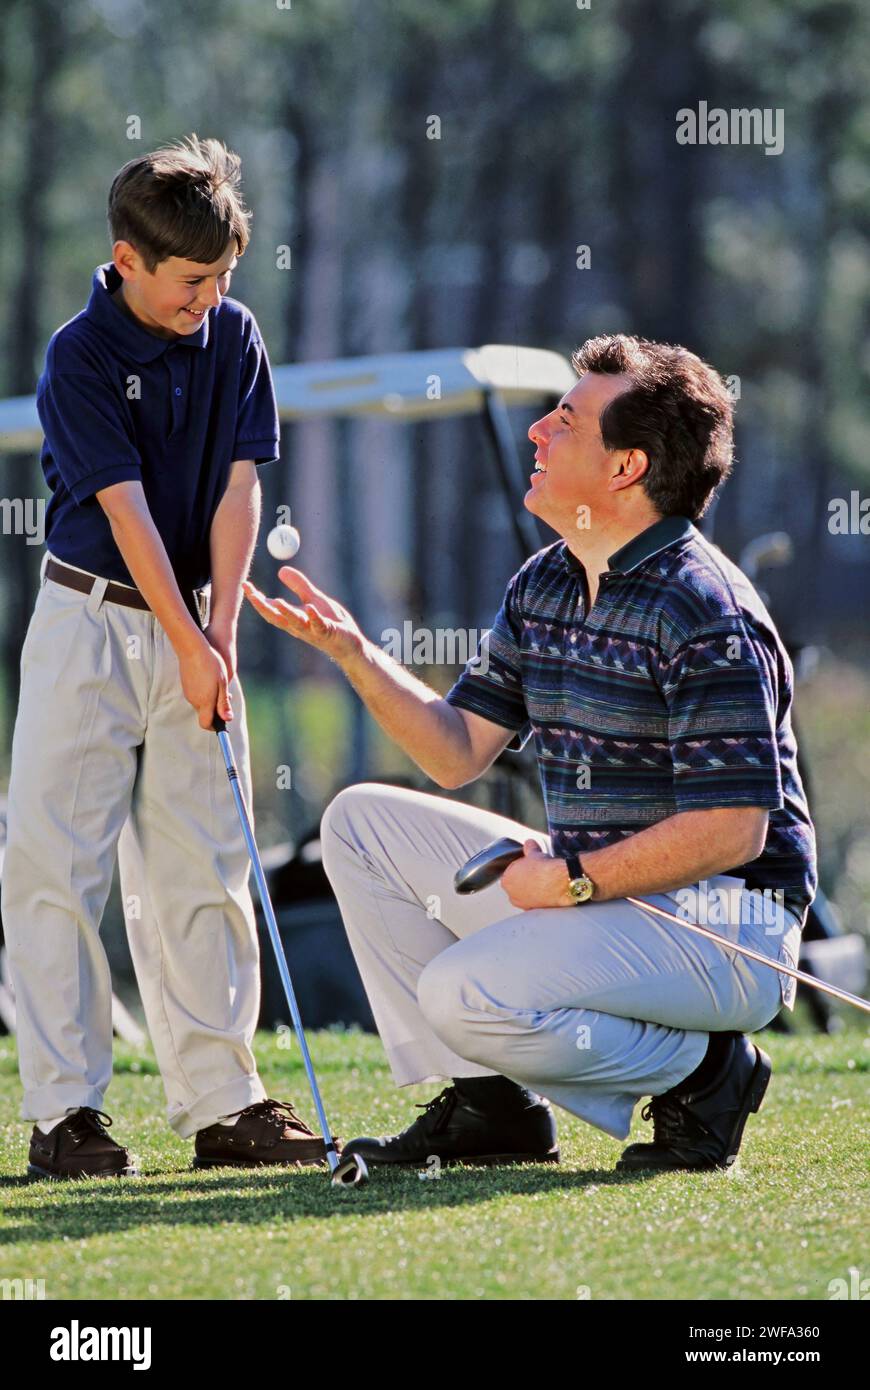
[[608, 448, 650, 492]]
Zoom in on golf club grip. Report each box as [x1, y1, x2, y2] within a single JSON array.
[[212, 714, 227, 733]]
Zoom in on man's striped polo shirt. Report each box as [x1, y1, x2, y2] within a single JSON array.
[[445, 514, 818, 920]]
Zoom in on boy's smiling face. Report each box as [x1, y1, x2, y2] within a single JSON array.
[[110, 240, 239, 339]]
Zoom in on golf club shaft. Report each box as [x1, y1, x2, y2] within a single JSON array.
[[626, 895, 870, 1015], [212, 718, 341, 1172]]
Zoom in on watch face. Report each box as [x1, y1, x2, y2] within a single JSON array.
[[570, 875, 594, 904]]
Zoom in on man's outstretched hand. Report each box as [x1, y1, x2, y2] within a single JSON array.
[[242, 567, 366, 667]]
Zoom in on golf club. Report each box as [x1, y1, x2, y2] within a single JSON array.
[[455, 838, 870, 1016], [212, 714, 368, 1188]]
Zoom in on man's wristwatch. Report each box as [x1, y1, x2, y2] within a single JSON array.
[[564, 852, 595, 905]]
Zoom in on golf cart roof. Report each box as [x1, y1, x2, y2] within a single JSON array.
[[0, 345, 576, 449], [0, 394, 42, 452], [270, 345, 576, 422]]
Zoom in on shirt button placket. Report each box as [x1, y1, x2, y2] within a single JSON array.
[[168, 352, 188, 436]]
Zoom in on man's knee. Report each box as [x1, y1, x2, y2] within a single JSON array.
[[319, 782, 386, 845], [318, 783, 372, 845], [418, 950, 617, 1079]]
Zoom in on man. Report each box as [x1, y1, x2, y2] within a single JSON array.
[[244, 333, 817, 1173]]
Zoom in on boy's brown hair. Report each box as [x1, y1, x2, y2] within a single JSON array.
[[572, 334, 734, 521], [107, 133, 252, 273]]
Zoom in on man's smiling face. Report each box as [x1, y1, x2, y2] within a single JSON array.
[[525, 371, 636, 533], [111, 240, 239, 339]]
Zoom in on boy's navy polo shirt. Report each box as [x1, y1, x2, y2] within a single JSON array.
[[36, 262, 280, 591], [445, 515, 818, 919]]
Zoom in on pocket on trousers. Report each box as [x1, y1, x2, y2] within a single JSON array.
[[738, 900, 802, 1012], [778, 943, 797, 1010], [776, 919, 803, 1011], [22, 581, 87, 674]]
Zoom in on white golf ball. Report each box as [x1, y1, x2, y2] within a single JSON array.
[[267, 524, 300, 560]]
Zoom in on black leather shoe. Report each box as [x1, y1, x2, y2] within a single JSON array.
[[616, 1033, 771, 1172], [341, 1084, 560, 1168]]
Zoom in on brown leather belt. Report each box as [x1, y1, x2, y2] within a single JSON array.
[[45, 557, 208, 625]]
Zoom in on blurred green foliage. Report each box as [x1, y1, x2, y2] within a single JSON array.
[[1, 0, 868, 952]]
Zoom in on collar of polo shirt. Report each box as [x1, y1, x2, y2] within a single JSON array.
[[560, 514, 696, 579], [91, 262, 211, 363]]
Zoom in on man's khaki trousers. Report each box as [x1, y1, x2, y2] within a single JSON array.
[[319, 782, 802, 1141], [2, 558, 267, 1137]]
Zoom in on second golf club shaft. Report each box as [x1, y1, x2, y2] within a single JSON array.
[[626, 895, 870, 1015]]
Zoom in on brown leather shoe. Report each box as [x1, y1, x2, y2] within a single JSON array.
[[27, 1108, 139, 1181], [193, 1098, 340, 1170]]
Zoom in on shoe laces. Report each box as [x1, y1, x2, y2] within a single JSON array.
[[413, 1086, 459, 1136], [641, 1094, 706, 1146], [239, 1098, 315, 1137], [62, 1108, 114, 1146]]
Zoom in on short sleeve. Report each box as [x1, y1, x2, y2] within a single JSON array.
[[444, 570, 533, 752], [661, 620, 784, 812], [37, 371, 143, 504], [232, 322, 280, 466]]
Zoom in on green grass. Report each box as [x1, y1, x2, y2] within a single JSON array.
[[0, 1027, 867, 1301]]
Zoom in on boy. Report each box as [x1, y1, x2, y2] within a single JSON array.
[[2, 134, 329, 1179]]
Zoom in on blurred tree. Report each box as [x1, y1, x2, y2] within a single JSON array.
[[1, 0, 69, 698], [0, 0, 867, 856]]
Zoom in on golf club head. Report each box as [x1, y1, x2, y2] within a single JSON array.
[[331, 1153, 369, 1188], [454, 837, 525, 894]]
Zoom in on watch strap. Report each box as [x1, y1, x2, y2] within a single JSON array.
[[565, 852, 584, 883]]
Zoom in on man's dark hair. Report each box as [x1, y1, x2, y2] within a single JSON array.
[[572, 334, 734, 520], [107, 133, 252, 274]]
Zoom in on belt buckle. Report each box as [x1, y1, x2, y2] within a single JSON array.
[[195, 587, 210, 629]]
